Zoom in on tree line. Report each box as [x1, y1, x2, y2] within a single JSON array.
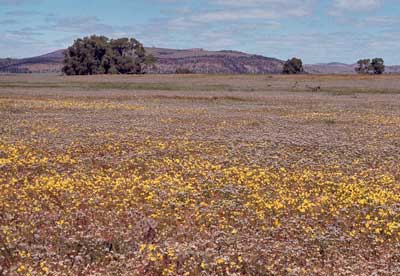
[[62, 35, 156, 75], [355, 58, 385, 74], [281, 57, 385, 74]]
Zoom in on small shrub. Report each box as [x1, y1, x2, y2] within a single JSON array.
[[176, 68, 193, 74]]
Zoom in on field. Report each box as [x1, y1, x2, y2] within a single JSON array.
[[1, 74, 400, 275]]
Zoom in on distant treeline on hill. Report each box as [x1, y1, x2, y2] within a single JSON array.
[[62, 35, 156, 75]]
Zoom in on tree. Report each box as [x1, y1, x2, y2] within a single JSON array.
[[355, 59, 371, 74], [282, 58, 304, 74], [370, 58, 385, 74], [109, 38, 146, 74], [62, 35, 111, 75], [63, 35, 151, 75], [355, 58, 385, 75]]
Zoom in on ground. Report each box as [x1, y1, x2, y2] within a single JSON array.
[[1, 74, 400, 275]]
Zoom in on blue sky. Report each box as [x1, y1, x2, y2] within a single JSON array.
[[1, 0, 399, 64]]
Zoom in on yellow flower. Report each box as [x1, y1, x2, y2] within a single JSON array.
[[17, 265, 26, 273], [216, 258, 225, 265]]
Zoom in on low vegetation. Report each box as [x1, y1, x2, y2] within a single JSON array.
[[1, 75, 400, 275], [175, 68, 193, 74]]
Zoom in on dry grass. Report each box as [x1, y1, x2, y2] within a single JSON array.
[[1, 74, 400, 275]]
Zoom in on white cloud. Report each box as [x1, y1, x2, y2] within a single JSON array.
[[332, 0, 383, 11], [210, 0, 315, 20], [190, 10, 280, 22], [155, 0, 316, 22], [362, 15, 400, 27]]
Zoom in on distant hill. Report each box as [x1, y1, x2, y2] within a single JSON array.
[[0, 48, 284, 74], [305, 62, 400, 74], [145, 47, 284, 74], [0, 50, 64, 73], [1, 48, 399, 74], [305, 63, 357, 74]]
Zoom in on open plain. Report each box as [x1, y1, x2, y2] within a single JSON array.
[[1, 74, 400, 275]]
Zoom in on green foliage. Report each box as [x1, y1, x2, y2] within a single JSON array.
[[355, 58, 385, 74], [175, 67, 193, 74], [355, 59, 371, 74], [370, 58, 385, 74], [63, 35, 155, 75], [282, 58, 304, 74], [144, 54, 157, 65]]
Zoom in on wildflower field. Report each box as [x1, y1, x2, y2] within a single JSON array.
[[1, 74, 400, 275]]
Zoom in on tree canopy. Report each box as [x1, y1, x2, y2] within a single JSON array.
[[370, 58, 385, 74], [355, 59, 371, 74], [62, 35, 155, 75], [282, 58, 304, 74], [355, 58, 385, 75]]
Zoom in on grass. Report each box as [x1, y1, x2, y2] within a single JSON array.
[[0, 81, 237, 92], [1, 74, 400, 94], [321, 118, 337, 125]]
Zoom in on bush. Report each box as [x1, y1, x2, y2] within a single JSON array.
[[176, 68, 193, 74], [282, 58, 304, 74]]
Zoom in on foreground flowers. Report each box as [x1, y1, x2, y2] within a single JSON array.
[[1, 86, 400, 275]]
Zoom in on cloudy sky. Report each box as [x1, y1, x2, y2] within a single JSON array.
[[0, 0, 399, 64]]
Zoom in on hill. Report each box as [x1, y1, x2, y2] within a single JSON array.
[[305, 62, 400, 74], [145, 47, 284, 74], [0, 48, 284, 74], [305, 63, 357, 74], [1, 48, 399, 74], [0, 50, 64, 73]]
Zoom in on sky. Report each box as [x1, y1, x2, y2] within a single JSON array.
[[0, 0, 399, 64]]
